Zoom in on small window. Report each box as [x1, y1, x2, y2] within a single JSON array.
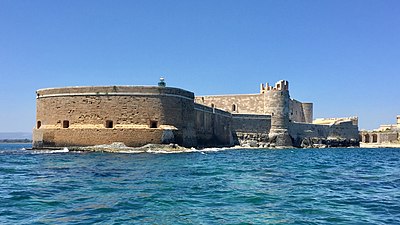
[[105, 120, 113, 128], [364, 134, 370, 143], [150, 120, 158, 128], [37, 121, 41, 129], [63, 120, 69, 128], [211, 103, 215, 108], [372, 134, 378, 143], [232, 104, 237, 112]]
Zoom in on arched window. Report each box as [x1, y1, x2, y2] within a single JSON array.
[[37, 121, 41, 129], [232, 104, 237, 112], [372, 134, 378, 143], [364, 134, 370, 143], [211, 103, 215, 108]]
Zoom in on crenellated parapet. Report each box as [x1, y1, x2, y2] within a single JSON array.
[[260, 80, 289, 93]]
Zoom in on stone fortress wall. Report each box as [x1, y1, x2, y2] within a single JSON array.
[[193, 103, 233, 147], [34, 86, 200, 147], [33, 80, 359, 149], [290, 121, 359, 147], [195, 80, 359, 147], [195, 81, 312, 124]]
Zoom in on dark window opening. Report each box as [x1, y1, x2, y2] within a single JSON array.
[[232, 104, 237, 112], [63, 120, 69, 128], [150, 120, 158, 128], [372, 134, 378, 143], [106, 120, 113, 128], [211, 103, 215, 108], [364, 134, 370, 143], [37, 121, 41, 129]]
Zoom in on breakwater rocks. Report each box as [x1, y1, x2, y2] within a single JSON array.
[[234, 132, 270, 148], [32, 137, 359, 153], [67, 142, 279, 153], [235, 132, 358, 148], [294, 137, 359, 148], [69, 142, 192, 153]]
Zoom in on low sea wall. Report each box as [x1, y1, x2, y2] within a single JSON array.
[[231, 114, 271, 147], [290, 121, 359, 147]]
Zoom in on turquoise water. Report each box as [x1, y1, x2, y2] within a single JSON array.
[[0, 144, 399, 224]]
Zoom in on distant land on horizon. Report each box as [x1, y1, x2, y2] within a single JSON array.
[[0, 132, 32, 140]]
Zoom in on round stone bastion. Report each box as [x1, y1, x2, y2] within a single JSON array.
[[33, 86, 198, 148]]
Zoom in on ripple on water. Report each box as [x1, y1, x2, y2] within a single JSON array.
[[0, 145, 399, 224]]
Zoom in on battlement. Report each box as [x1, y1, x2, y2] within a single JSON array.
[[260, 80, 289, 93]]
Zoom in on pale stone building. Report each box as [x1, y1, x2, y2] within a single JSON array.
[[360, 115, 400, 145]]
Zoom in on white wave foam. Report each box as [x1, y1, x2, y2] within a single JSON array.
[[145, 147, 235, 154], [31, 147, 70, 154]]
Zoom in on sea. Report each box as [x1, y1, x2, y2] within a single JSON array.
[[0, 143, 399, 225]]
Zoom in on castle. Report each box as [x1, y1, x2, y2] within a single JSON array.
[[32, 79, 359, 149]]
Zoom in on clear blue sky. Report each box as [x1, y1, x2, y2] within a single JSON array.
[[1, 0, 399, 132]]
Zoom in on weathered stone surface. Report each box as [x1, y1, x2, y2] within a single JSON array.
[[161, 129, 175, 144], [32, 80, 359, 149], [33, 86, 198, 148], [296, 137, 359, 148]]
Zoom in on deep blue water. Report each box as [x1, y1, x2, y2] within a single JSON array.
[[0, 143, 399, 225]]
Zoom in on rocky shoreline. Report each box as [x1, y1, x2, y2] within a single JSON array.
[[68, 142, 193, 153], [28, 139, 365, 154], [235, 132, 359, 148]]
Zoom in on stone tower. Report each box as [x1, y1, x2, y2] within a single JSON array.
[[301, 103, 313, 124], [261, 80, 293, 146]]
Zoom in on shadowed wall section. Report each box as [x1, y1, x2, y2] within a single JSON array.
[[194, 104, 233, 147]]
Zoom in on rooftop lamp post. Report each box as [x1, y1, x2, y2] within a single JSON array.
[[158, 77, 166, 87]]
